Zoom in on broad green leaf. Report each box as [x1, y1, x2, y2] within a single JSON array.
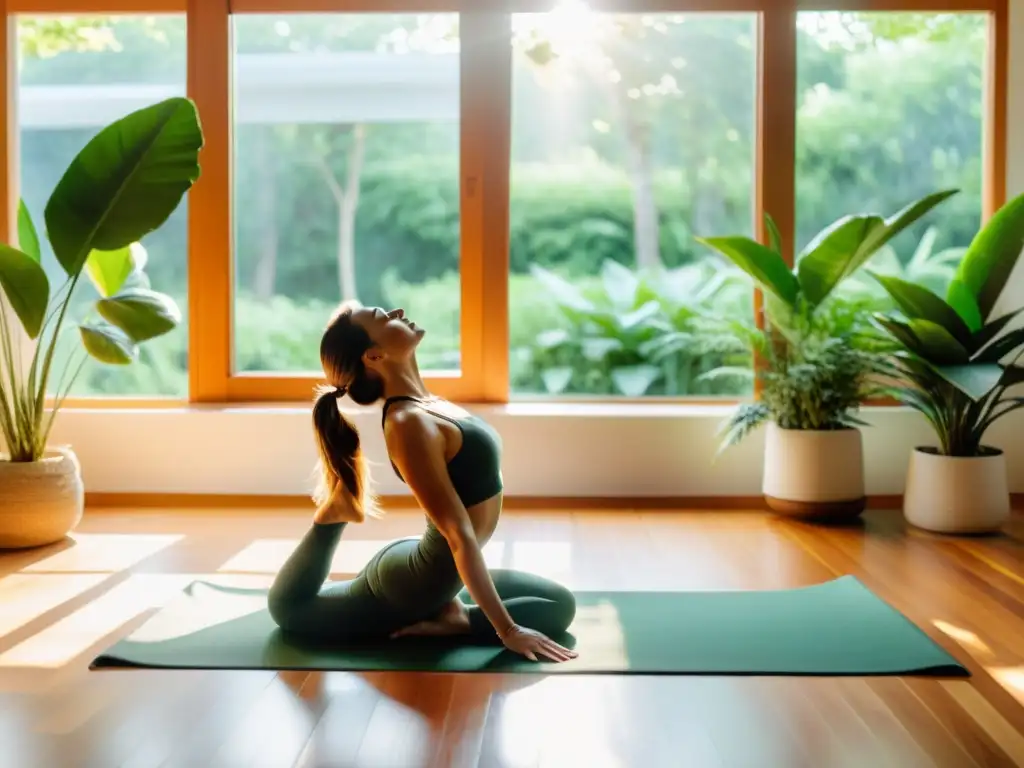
[[79, 322, 137, 365], [600, 259, 638, 309], [535, 328, 571, 349], [611, 365, 660, 397], [907, 318, 971, 365], [540, 367, 572, 394], [973, 326, 1024, 363], [695, 235, 799, 307], [530, 264, 593, 312], [582, 337, 621, 361], [86, 242, 147, 298], [945, 277, 983, 333], [796, 215, 884, 307], [854, 189, 960, 267], [931, 364, 1004, 401], [95, 287, 181, 342], [17, 200, 40, 263], [952, 191, 1024, 319], [0, 244, 49, 339], [764, 213, 783, 254], [867, 270, 972, 346], [44, 97, 203, 277]]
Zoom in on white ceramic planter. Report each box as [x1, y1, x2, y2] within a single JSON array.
[[0, 446, 85, 549], [904, 446, 1009, 534], [762, 422, 866, 519]]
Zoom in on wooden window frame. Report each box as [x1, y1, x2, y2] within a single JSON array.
[[0, 0, 1007, 408]]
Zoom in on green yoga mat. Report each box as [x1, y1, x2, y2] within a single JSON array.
[[90, 575, 967, 676]]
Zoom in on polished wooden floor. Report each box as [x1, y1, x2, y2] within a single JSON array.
[[0, 505, 1022, 768]]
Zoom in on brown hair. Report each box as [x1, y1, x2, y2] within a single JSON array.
[[311, 303, 385, 516]]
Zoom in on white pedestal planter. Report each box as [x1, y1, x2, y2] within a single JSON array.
[[904, 447, 1009, 534], [762, 423, 866, 520], [0, 446, 85, 549]]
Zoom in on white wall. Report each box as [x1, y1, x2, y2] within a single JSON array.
[[44, 403, 1024, 497], [41, 2, 1024, 499]]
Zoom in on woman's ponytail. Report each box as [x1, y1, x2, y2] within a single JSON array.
[[312, 386, 373, 518]]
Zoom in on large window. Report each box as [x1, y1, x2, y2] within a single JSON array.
[[16, 15, 188, 398], [508, 10, 757, 399], [0, 1, 1005, 407], [231, 13, 461, 377], [796, 12, 986, 312]]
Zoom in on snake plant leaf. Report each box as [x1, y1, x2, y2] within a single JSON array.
[[86, 242, 148, 298], [973, 326, 1024, 364], [0, 244, 49, 339], [96, 287, 181, 342], [17, 200, 41, 263], [906, 318, 972, 365], [1001, 365, 1024, 387], [950, 191, 1024, 319], [695, 235, 799, 307], [872, 314, 926, 354], [797, 215, 885, 307], [945, 277, 984, 334], [79, 322, 137, 365], [866, 270, 973, 347], [44, 96, 203, 277], [971, 307, 1024, 352], [931, 363, 1005, 401]]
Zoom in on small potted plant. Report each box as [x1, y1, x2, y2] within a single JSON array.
[[696, 189, 957, 519], [0, 97, 203, 549], [868, 192, 1024, 533]]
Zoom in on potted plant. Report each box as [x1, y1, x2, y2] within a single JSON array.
[[0, 97, 203, 549], [868, 192, 1024, 533], [696, 189, 957, 519]]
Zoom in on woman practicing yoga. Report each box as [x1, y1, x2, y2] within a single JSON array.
[[267, 303, 578, 663]]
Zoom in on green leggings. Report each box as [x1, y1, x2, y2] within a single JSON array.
[[267, 522, 577, 643]]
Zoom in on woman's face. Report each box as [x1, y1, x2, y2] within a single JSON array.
[[351, 306, 425, 363]]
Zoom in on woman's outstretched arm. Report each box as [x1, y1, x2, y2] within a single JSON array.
[[384, 410, 517, 639]]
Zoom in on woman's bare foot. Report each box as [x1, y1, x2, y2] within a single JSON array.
[[390, 599, 471, 639], [314, 487, 365, 524]]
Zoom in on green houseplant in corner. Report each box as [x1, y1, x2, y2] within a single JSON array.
[[696, 189, 957, 520], [0, 97, 203, 549], [868, 191, 1024, 533]]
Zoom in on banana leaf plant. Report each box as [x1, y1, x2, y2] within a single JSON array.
[[0, 97, 203, 462], [692, 188, 958, 448], [868, 192, 1024, 457]]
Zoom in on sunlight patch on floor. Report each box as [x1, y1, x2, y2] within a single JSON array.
[[0, 573, 194, 668], [931, 619, 996, 661], [0, 573, 109, 638], [987, 666, 1024, 707], [21, 533, 183, 573], [509, 541, 573, 583]]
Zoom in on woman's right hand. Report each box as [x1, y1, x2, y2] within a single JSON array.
[[501, 624, 578, 663]]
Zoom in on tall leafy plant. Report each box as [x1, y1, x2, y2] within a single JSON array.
[[0, 97, 203, 462], [694, 189, 958, 447], [869, 192, 1024, 456]]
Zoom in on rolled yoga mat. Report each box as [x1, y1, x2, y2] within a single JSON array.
[[90, 575, 967, 676]]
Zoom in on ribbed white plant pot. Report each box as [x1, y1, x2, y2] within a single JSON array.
[[762, 423, 866, 520], [0, 446, 84, 549], [904, 447, 1009, 534]]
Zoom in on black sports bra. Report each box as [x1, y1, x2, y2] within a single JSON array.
[[381, 396, 504, 508]]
